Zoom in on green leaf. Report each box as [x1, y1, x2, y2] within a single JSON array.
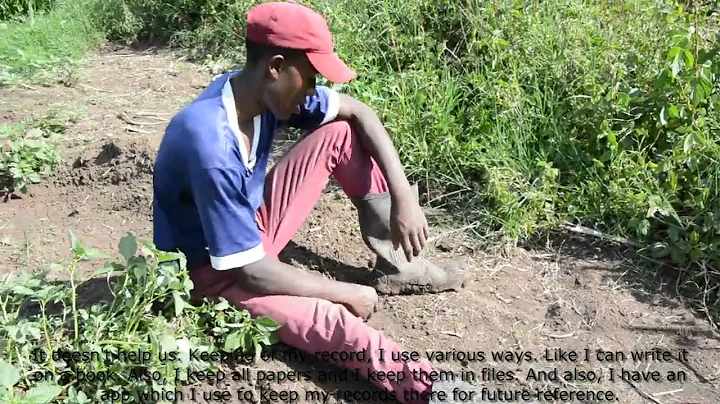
[[82, 247, 108, 260], [119, 234, 137, 263], [674, 126, 691, 134], [682, 49, 694, 69], [691, 77, 712, 107], [93, 265, 114, 276], [20, 323, 41, 340], [12, 285, 35, 296], [254, 341, 263, 363], [172, 291, 185, 317], [684, 133, 695, 153], [23, 382, 62, 404], [667, 104, 679, 118], [606, 130, 617, 148], [215, 299, 230, 311], [27, 172, 41, 183], [224, 331, 244, 351], [0, 360, 20, 389], [25, 128, 44, 138], [671, 50, 683, 77], [243, 333, 254, 351], [74, 391, 90, 404], [616, 92, 630, 109], [255, 316, 281, 333], [265, 333, 279, 345], [67, 229, 81, 253], [133, 265, 146, 280]]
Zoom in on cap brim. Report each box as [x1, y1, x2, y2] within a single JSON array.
[[306, 52, 356, 84]]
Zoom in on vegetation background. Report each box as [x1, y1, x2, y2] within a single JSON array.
[[0, 0, 719, 402]]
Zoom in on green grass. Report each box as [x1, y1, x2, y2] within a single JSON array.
[[0, 0, 104, 85], [1, 0, 56, 21]]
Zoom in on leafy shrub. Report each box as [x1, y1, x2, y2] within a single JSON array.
[[0, 232, 280, 403], [0, 118, 63, 196], [0, 0, 56, 21]]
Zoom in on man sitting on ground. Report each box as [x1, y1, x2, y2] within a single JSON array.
[[153, 2, 476, 403]]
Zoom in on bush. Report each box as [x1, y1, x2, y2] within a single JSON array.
[[0, 232, 280, 403], [0, 0, 56, 21]]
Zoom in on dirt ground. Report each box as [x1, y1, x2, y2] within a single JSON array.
[[1, 46, 719, 403]]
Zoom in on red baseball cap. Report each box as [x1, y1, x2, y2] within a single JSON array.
[[246, 1, 356, 83]]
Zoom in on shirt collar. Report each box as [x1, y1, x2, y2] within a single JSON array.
[[221, 74, 261, 170]]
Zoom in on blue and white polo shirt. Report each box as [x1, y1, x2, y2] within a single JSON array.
[[153, 70, 340, 271]]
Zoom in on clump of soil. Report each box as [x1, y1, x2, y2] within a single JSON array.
[[59, 139, 154, 187], [50, 138, 155, 216], [544, 301, 570, 330]]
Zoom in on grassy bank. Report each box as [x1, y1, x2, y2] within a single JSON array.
[[2, 0, 720, 321], [0, 0, 104, 85]]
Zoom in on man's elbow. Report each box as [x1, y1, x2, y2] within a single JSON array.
[[338, 93, 376, 122]]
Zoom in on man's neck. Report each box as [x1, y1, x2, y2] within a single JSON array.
[[230, 70, 266, 125]]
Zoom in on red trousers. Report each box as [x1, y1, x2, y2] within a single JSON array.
[[189, 121, 437, 403]]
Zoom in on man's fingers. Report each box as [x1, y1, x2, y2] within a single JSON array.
[[391, 232, 401, 250], [402, 238, 414, 262], [411, 233, 423, 256], [417, 227, 427, 250]]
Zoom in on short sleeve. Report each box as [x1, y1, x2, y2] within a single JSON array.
[[189, 166, 265, 270], [285, 85, 340, 131]]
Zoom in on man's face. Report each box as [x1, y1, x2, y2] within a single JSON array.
[[264, 54, 317, 120]]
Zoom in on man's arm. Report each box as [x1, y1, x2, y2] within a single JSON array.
[[188, 164, 366, 307], [284, 86, 428, 260], [334, 93, 415, 202], [235, 256, 354, 298]]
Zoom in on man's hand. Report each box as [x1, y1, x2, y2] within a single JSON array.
[[341, 285, 379, 320], [237, 258, 379, 312], [390, 194, 430, 262]]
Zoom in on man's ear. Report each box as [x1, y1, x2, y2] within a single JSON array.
[[266, 55, 286, 80]]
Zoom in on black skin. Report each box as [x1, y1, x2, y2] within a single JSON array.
[[226, 52, 429, 320]]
